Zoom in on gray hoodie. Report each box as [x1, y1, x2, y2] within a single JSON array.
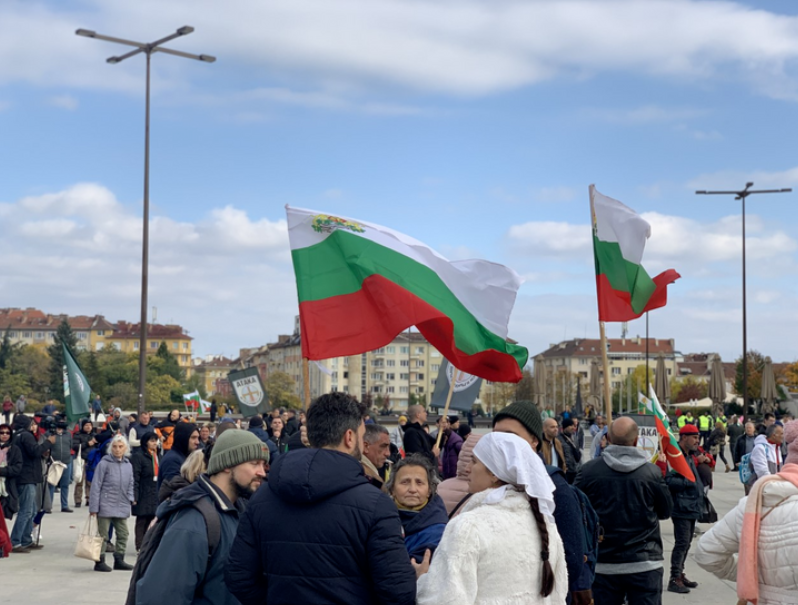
[[601, 444, 649, 473]]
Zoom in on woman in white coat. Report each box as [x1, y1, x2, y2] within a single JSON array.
[[414, 431, 568, 605], [695, 420, 798, 605]]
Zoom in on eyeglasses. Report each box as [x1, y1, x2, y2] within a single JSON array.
[[0, 431, 10, 435]]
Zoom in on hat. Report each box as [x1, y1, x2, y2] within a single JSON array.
[[398, 415, 407, 423], [249, 415, 264, 428], [679, 424, 700, 435], [492, 401, 543, 443], [562, 417, 575, 429], [207, 429, 270, 476], [784, 420, 798, 465]]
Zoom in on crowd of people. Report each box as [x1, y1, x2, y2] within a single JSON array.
[[1, 393, 797, 605]]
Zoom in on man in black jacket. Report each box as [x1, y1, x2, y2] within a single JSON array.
[[493, 401, 594, 605], [558, 417, 582, 484], [575, 417, 673, 605], [226, 392, 416, 605], [402, 405, 439, 463], [665, 424, 705, 594], [9, 415, 54, 552]]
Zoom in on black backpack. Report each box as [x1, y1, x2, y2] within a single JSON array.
[[125, 497, 221, 605]]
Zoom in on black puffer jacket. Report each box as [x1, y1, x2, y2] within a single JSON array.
[[131, 447, 161, 516], [12, 415, 51, 485], [576, 445, 673, 565], [72, 420, 96, 460], [665, 446, 704, 520], [226, 448, 416, 605], [403, 422, 434, 463]]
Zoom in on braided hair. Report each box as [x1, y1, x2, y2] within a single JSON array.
[[529, 496, 555, 597]]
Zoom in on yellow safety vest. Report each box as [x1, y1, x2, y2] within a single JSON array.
[[715, 416, 727, 429], [698, 415, 711, 431], [677, 415, 687, 428]]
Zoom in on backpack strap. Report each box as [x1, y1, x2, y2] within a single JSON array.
[[192, 497, 222, 557]]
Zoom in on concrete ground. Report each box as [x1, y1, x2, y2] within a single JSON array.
[[1, 431, 747, 604]]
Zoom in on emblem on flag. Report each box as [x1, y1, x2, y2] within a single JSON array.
[[311, 214, 366, 234]]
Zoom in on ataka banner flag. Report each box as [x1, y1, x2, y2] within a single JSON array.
[[62, 342, 91, 423], [430, 359, 483, 411], [228, 367, 270, 418]]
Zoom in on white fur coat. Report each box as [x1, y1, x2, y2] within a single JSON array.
[[417, 488, 568, 605]]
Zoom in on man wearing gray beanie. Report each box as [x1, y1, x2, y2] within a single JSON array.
[[134, 429, 269, 605]]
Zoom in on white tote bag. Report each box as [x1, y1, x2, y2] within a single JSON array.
[[74, 515, 104, 562], [47, 458, 68, 486], [73, 445, 84, 483]]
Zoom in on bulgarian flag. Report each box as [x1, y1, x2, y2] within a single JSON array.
[[286, 206, 529, 382], [641, 388, 695, 482], [590, 185, 680, 321], [183, 391, 200, 411]]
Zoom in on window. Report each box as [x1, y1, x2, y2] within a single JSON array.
[[387, 346, 395, 354], [134, 341, 139, 350], [49, 333, 56, 339], [386, 373, 395, 380], [343, 386, 349, 393], [431, 350, 440, 357], [35, 331, 44, 339], [372, 386, 381, 393], [97, 330, 105, 336], [387, 386, 395, 393], [22, 331, 31, 338], [77, 332, 88, 340], [343, 371, 349, 379], [612, 367, 621, 375], [400, 360, 409, 367], [399, 386, 408, 393], [8, 331, 16, 338], [182, 342, 189, 350], [417, 373, 424, 380], [416, 360, 425, 367], [580, 358, 588, 365], [173, 342, 178, 350], [375, 347, 385, 354], [399, 373, 409, 380], [415, 347, 424, 354], [95, 342, 105, 351], [400, 346, 409, 354], [371, 373, 381, 380], [113, 342, 121, 351], [182, 355, 188, 364], [667, 369, 672, 376], [332, 371, 338, 379], [416, 387, 424, 394], [431, 364, 440, 372], [150, 342, 158, 349], [386, 359, 396, 367]]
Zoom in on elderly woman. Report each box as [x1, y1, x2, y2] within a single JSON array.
[[415, 432, 568, 605], [386, 454, 448, 563], [89, 434, 134, 572]]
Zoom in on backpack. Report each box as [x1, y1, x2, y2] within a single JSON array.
[[546, 467, 602, 583], [85, 438, 111, 483], [125, 496, 221, 605], [739, 443, 768, 485]]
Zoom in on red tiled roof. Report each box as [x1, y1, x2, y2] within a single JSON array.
[[112, 321, 192, 340], [0, 308, 115, 331], [537, 337, 675, 358]]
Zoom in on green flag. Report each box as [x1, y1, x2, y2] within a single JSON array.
[[63, 342, 91, 423]]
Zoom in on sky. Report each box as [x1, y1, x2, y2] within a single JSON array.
[[2, 0, 798, 366]]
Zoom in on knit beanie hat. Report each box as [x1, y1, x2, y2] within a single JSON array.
[[492, 401, 543, 443], [249, 415, 264, 428], [785, 420, 798, 465], [207, 429, 270, 476]]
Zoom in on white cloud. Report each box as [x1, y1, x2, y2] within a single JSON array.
[[2, 1, 798, 101], [584, 105, 707, 124], [48, 94, 79, 110], [0, 183, 293, 357], [507, 221, 591, 257]]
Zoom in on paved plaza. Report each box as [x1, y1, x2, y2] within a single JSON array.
[[1, 445, 747, 605]]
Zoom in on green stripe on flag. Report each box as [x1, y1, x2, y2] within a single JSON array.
[[593, 236, 656, 313]]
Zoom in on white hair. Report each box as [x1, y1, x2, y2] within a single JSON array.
[[106, 434, 131, 457]]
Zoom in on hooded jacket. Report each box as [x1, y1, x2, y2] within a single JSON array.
[[750, 434, 783, 483], [398, 494, 448, 563], [226, 447, 416, 605], [403, 422, 435, 463], [441, 430, 463, 480], [136, 475, 245, 605], [158, 423, 197, 490], [575, 445, 673, 568], [90, 453, 134, 518], [12, 415, 52, 485], [246, 426, 279, 464]]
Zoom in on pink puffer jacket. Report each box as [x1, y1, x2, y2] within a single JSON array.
[[437, 433, 482, 515]]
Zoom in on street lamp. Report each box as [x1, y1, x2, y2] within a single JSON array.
[[696, 182, 792, 414], [77, 26, 215, 416]]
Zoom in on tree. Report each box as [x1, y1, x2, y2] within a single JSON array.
[[0, 327, 13, 370], [515, 369, 534, 401], [9, 346, 50, 401], [671, 375, 708, 404], [183, 373, 208, 399], [155, 341, 183, 381], [265, 371, 301, 410], [734, 350, 766, 405], [47, 319, 79, 403]]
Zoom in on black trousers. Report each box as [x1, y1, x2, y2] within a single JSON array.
[[670, 518, 696, 579], [135, 515, 155, 552], [593, 568, 664, 605]]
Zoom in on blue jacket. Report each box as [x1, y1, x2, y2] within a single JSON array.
[[136, 475, 244, 605], [247, 427, 279, 464], [90, 454, 134, 518], [226, 448, 416, 605], [398, 494, 448, 563], [158, 448, 187, 491]]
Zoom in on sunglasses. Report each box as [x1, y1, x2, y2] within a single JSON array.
[[0, 431, 10, 435]]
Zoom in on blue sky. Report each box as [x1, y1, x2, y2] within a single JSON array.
[[2, 0, 798, 366]]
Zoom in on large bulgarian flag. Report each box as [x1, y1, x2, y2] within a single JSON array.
[[640, 387, 695, 482], [286, 207, 528, 382], [590, 185, 680, 322]]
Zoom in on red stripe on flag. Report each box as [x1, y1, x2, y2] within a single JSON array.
[[655, 416, 695, 482], [597, 269, 680, 322], [299, 274, 524, 383]]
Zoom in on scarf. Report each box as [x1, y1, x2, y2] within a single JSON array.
[[738, 463, 798, 604]]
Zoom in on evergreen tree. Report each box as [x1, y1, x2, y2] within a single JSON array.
[[0, 326, 12, 370], [47, 318, 79, 404], [155, 341, 184, 381]]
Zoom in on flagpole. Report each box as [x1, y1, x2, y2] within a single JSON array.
[[435, 368, 457, 450], [599, 321, 613, 422], [302, 358, 311, 411]]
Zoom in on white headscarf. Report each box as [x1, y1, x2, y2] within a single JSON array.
[[473, 432, 556, 520]]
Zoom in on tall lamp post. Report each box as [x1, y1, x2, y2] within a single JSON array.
[[76, 26, 215, 416], [695, 182, 791, 414]]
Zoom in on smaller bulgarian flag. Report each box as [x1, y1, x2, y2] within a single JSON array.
[[641, 388, 695, 482], [183, 391, 201, 411], [590, 186, 680, 322]]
